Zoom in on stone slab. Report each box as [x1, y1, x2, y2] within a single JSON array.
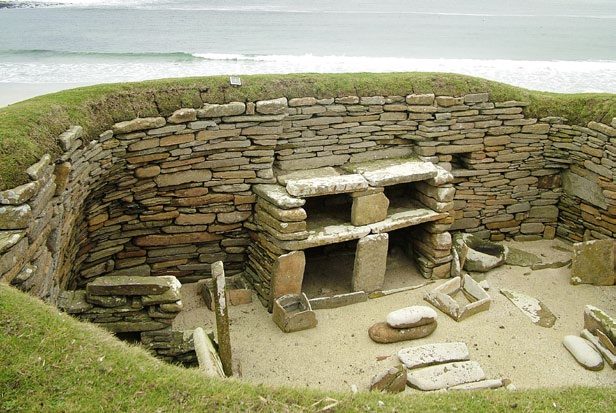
[[352, 233, 388, 293], [276, 167, 340, 185], [562, 170, 608, 210], [407, 361, 485, 391], [368, 200, 447, 234], [193, 327, 226, 378], [351, 192, 389, 226], [86, 275, 178, 296], [271, 251, 306, 304], [369, 321, 437, 344], [0, 230, 24, 254], [449, 379, 506, 391], [0, 182, 39, 205], [342, 158, 438, 186], [570, 240, 615, 286], [308, 291, 368, 310], [398, 342, 470, 370], [500, 288, 557, 328], [369, 365, 407, 393], [563, 335, 604, 371], [275, 223, 371, 250], [584, 305, 616, 346], [286, 174, 368, 197], [253, 184, 305, 209], [580, 329, 616, 369]]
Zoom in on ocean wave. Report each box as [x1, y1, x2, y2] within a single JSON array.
[[1, 52, 615, 94], [0, 49, 201, 61]]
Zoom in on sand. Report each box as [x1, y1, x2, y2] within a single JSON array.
[[173, 239, 616, 393]]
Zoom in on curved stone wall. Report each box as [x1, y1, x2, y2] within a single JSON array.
[[2, 88, 616, 305]]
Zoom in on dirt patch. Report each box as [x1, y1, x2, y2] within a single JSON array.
[[173, 239, 616, 392]]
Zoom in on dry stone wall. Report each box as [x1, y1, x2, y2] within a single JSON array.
[[1, 89, 616, 306]]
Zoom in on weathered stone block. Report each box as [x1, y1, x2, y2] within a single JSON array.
[[0, 181, 39, 205], [86, 275, 180, 296], [407, 361, 485, 391], [155, 169, 212, 187], [198, 102, 245, 117], [351, 192, 389, 226], [0, 204, 32, 230], [571, 240, 615, 286], [25, 154, 51, 181], [352, 233, 388, 293], [369, 365, 407, 393], [256, 97, 287, 115], [562, 170, 607, 209], [406, 94, 435, 105], [270, 251, 305, 305], [584, 305, 616, 346], [134, 232, 223, 246], [113, 117, 166, 134], [168, 108, 197, 124]]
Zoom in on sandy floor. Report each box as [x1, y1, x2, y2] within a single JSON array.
[[173, 239, 616, 393]]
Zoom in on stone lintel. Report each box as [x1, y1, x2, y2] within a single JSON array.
[[343, 158, 438, 186], [286, 174, 368, 198], [86, 275, 180, 296]]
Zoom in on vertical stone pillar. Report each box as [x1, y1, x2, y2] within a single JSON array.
[[269, 251, 305, 312], [352, 233, 389, 293], [212, 261, 233, 377]]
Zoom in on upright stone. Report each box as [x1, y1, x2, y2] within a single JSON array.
[[212, 261, 233, 377], [571, 240, 615, 286], [270, 251, 306, 311], [351, 192, 389, 226], [352, 233, 388, 293]]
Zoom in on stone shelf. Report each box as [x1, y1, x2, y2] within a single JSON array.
[[274, 199, 445, 251], [342, 158, 438, 186]]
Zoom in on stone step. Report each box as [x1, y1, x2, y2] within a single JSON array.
[[86, 275, 180, 297], [398, 342, 470, 369], [406, 360, 486, 391]]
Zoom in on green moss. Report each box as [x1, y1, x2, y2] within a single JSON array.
[[0, 73, 615, 190]]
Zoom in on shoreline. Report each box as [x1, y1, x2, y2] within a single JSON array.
[[0, 82, 97, 108]]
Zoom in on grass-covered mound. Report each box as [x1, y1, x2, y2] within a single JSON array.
[[1, 282, 614, 413], [1, 73, 615, 191]]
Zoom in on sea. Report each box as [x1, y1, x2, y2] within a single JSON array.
[[1, 0, 616, 95]]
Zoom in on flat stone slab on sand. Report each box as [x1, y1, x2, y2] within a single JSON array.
[[398, 342, 470, 369], [406, 360, 485, 391], [500, 288, 557, 328], [563, 335, 604, 371]]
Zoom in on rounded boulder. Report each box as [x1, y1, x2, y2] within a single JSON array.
[[386, 305, 438, 329]]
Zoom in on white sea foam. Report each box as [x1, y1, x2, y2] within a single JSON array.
[[1, 54, 615, 94]]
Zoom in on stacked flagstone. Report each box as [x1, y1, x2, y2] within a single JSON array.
[[57, 275, 197, 363], [1, 84, 615, 326]]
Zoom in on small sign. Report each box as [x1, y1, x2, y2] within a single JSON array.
[[229, 76, 242, 87]]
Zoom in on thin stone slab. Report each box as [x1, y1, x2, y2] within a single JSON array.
[[563, 335, 604, 371], [285, 174, 368, 198], [86, 275, 178, 296], [584, 305, 616, 345], [193, 327, 225, 378], [368, 200, 446, 234], [352, 233, 388, 293], [571, 240, 616, 286], [342, 158, 438, 186], [407, 361, 485, 391], [581, 329, 616, 369], [449, 379, 506, 391], [0, 230, 24, 254], [500, 288, 557, 328], [275, 223, 371, 250], [309, 291, 368, 310], [253, 184, 305, 209], [398, 342, 469, 369], [276, 167, 340, 185], [369, 365, 407, 393]]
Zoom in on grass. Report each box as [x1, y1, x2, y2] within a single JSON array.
[[1, 282, 614, 413], [0, 72, 615, 190]]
